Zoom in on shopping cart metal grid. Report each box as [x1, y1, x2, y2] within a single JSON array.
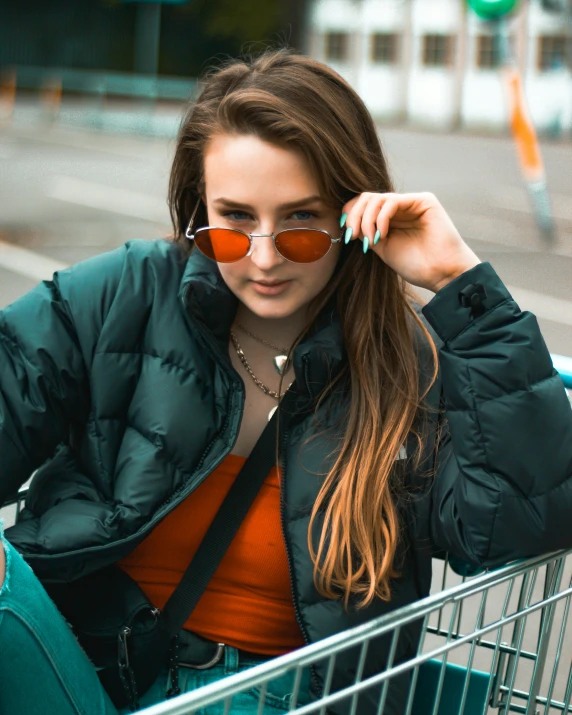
[[124, 548, 571, 715]]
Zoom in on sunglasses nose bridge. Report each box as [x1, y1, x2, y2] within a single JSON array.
[[247, 233, 284, 264]]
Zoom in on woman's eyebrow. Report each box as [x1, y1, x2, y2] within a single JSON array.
[[213, 196, 325, 210]]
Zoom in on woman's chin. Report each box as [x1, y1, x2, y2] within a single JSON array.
[[239, 293, 305, 322]]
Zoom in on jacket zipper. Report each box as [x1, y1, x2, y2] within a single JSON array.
[[279, 358, 323, 696]]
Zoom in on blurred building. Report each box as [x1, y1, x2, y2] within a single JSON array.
[[307, 0, 572, 134]]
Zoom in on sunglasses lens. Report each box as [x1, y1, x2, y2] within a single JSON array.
[[275, 230, 332, 263], [194, 229, 250, 263]]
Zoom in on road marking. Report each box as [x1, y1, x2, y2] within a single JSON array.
[[0, 239, 68, 282], [7, 124, 169, 161], [46, 175, 170, 224]]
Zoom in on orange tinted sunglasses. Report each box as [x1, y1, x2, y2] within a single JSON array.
[[185, 199, 343, 264]]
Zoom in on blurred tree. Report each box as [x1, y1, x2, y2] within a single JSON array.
[[0, 0, 309, 76], [197, 0, 282, 42], [161, 0, 309, 76], [174, 0, 308, 50], [279, 0, 309, 51]]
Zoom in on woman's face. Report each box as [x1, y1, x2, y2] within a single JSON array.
[[202, 133, 342, 321]]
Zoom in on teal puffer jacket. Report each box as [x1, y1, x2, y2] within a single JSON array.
[[2, 239, 572, 715]]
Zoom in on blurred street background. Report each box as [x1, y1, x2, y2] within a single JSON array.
[[1, 0, 572, 355]]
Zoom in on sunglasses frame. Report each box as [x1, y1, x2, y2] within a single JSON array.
[[184, 198, 344, 264]]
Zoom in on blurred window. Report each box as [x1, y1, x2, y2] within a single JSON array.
[[538, 35, 568, 71], [476, 35, 502, 69], [422, 35, 455, 67], [371, 33, 400, 64], [325, 32, 349, 62]]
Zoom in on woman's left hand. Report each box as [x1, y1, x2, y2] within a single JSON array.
[[341, 192, 481, 293]]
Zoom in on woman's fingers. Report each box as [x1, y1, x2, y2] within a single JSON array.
[[342, 193, 429, 242], [344, 193, 391, 249], [342, 191, 476, 290], [375, 197, 399, 242], [341, 192, 435, 255], [361, 195, 387, 249], [342, 193, 371, 245]]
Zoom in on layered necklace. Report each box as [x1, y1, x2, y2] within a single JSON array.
[[230, 323, 293, 421]]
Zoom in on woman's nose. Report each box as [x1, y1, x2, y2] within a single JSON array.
[[249, 235, 284, 271]]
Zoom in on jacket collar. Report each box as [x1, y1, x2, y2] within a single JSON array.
[[178, 248, 346, 399]]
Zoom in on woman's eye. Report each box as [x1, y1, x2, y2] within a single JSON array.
[[290, 211, 315, 221], [223, 211, 252, 221]]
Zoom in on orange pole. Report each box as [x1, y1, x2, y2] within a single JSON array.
[[40, 77, 62, 121], [503, 66, 545, 183], [0, 70, 16, 123], [495, 18, 555, 241]]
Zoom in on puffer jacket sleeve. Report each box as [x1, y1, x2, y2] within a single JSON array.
[[0, 245, 129, 505], [422, 262, 572, 567]]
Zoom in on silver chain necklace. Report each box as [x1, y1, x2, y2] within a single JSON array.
[[235, 322, 289, 353], [230, 331, 292, 419], [234, 322, 291, 376]]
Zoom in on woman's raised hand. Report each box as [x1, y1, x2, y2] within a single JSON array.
[[340, 192, 481, 293]]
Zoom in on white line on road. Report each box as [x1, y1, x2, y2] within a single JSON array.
[[46, 175, 170, 224], [0, 240, 68, 283], [7, 124, 170, 161]]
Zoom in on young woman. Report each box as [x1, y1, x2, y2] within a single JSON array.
[[1, 49, 572, 715]]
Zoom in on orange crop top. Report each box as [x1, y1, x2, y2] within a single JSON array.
[[118, 454, 305, 656]]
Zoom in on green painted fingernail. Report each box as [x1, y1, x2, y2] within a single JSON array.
[[363, 236, 369, 254], [344, 227, 353, 244], [374, 229, 381, 245], [340, 213, 347, 228]]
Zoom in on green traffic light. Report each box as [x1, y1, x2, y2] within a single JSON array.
[[466, 0, 520, 18]]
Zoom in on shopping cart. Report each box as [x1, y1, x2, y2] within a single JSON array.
[[124, 548, 571, 715], [2, 357, 572, 715]]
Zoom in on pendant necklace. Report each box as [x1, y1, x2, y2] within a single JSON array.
[[230, 330, 292, 421], [235, 322, 291, 376]]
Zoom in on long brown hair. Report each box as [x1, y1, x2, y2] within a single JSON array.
[[168, 49, 438, 608]]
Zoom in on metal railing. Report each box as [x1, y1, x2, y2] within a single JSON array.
[[0, 65, 198, 136], [553, 353, 572, 389], [1, 65, 197, 102], [135, 550, 572, 715]]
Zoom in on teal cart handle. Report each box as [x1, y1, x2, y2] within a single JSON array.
[[552, 354, 572, 389]]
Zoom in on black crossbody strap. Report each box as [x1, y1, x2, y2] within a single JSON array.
[[160, 387, 297, 635]]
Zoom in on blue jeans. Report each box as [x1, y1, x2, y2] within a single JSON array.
[[0, 532, 312, 714], [122, 648, 312, 714]]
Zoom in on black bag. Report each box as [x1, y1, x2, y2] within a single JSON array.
[[45, 389, 295, 710], [45, 564, 168, 708]]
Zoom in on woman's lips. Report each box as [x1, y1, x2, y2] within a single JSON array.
[[250, 280, 292, 296]]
